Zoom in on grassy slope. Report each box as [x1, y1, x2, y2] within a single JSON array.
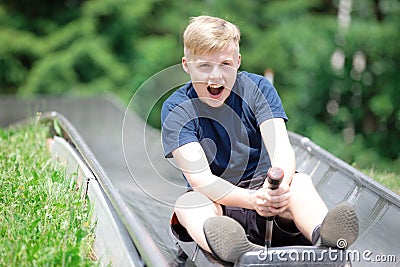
[[0, 121, 97, 266]]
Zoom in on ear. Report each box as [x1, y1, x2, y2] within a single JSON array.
[[237, 53, 242, 69], [182, 57, 189, 74]]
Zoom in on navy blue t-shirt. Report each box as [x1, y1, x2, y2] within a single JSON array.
[[161, 71, 287, 187]]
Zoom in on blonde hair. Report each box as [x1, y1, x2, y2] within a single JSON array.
[[183, 15, 241, 56]]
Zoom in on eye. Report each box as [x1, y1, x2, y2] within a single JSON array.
[[198, 62, 211, 68]]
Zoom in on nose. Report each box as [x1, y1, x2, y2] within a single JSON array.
[[209, 65, 223, 80]]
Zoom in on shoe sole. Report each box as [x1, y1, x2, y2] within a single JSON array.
[[320, 202, 359, 249], [203, 216, 262, 263]]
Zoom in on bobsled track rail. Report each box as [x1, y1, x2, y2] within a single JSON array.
[[1, 95, 399, 267]]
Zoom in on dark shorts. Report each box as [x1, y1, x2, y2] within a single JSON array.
[[170, 174, 311, 247]]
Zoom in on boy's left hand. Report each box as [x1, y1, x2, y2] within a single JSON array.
[[264, 182, 291, 215]]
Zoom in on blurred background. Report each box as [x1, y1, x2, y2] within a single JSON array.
[[0, 0, 399, 190]]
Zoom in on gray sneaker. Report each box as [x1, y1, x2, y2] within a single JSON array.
[[320, 202, 359, 249], [203, 216, 263, 263]]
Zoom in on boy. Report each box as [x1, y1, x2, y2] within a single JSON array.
[[161, 15, 358, 263]]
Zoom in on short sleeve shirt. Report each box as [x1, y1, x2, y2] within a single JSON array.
[[161, 71, 288, 186]]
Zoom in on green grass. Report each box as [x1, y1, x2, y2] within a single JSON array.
[[361, 167, 400, 195], [0, 120, 97, 266], [351, 160, 400, 196]]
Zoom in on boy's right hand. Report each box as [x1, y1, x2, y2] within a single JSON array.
[[252, 184, 291, 217]]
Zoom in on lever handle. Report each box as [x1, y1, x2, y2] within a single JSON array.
[[267, 167, 284, 190]]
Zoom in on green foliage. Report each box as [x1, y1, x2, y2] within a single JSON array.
[[0, 0, 399, 175]]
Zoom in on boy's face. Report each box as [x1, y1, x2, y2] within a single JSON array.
[[182, 41, 241, 108]]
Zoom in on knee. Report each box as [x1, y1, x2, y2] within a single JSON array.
[[292, 172, 313, 185], [291, 172, 315, 192], [175, 191, 212, 210], [174, 191, 222, 218]]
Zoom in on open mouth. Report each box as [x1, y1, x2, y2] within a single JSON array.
[[207, 84, 224, 97]]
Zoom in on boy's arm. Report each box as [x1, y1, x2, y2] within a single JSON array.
[[259, 118, 296, 186], [172, 142, 257, 209]]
